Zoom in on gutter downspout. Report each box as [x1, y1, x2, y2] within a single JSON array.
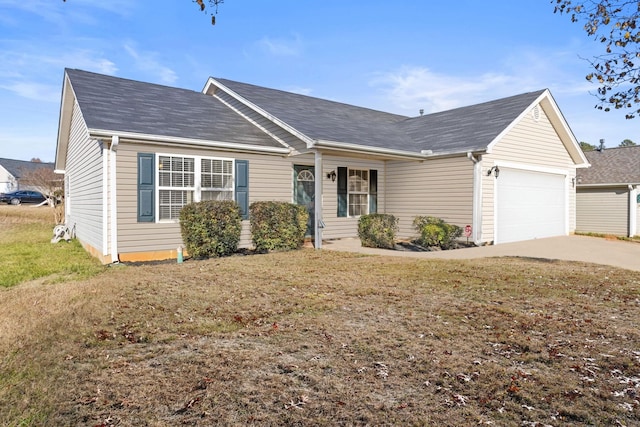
[[629, 185, 637, 237], [314, 151, 323, 249], [110, 136, 119, 263], [467, 152, 482, 245]]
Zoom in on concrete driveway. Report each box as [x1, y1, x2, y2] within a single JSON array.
[[323, 235, 640, 272]]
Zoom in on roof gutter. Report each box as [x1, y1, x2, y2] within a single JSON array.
[[314, 139, 430, 160], [577, 182, 640, 188], [88, 129, 292, 155]]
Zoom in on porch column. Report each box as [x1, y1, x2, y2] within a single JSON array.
[[109, 135, 119, 263], [314, 151, 323, 249], [629, 185, 637, 237]]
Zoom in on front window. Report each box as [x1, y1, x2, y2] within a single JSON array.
[[348, 169, 369, 216], [157, 155, 233, 221], [201, 158, 233, 201]]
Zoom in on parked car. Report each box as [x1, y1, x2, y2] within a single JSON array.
[[0, 190, 47, 205]]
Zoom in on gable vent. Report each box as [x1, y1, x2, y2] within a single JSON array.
[[532, 105, 541, 122]]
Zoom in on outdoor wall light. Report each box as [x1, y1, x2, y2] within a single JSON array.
[[487, 166, 500, 178], [327, 170, 337, 182]]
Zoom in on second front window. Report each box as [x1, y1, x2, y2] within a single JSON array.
[[348, 169, 369, 216]]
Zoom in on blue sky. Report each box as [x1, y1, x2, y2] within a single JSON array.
[[0, 0, 637, 162]]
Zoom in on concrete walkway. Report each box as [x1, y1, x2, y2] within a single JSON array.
[[323, 235, 640, 272]]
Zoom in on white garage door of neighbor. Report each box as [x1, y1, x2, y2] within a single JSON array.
[[496, 168, 566, 244]]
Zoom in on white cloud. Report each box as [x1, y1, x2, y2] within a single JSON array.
[[284, 86, 313, 96], [124, 44, 177, 85], [370, 66, 528, 114], [0, 82, 59, 102], [257, 34, 303, 56], [0, 47, 117, 101], [368, 46, 600, 116], [0, 0, 135, 27]]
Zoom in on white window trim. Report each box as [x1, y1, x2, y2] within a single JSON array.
[[347, 168, 370, 218], [155, 153, 235, 223]]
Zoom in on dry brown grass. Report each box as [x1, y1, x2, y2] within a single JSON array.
[[1, 250, 640, 426], [0, 203, 53, 225]]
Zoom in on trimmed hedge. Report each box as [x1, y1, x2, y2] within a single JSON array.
[[250, 201, 309, 252], [179, 200, 242, 259], [358, 214, 398, 249], [413, 216, 462, 249]]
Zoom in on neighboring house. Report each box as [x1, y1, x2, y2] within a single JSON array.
[[576, 146, 640, 237], [55, 68, 589, 263], [0, 158, 55, 193]]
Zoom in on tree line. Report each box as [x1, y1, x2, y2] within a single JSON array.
[[580, 139, 637, 151]]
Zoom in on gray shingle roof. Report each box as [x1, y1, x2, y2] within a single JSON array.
[[577, 146, 640, 185], [216, 78, 546, 155], [400, 90, 546, 154], [215, 78, 416, 151], [66, 69, 548, 156], [0, 158, 54, 178], [65, 69, 282, 149]]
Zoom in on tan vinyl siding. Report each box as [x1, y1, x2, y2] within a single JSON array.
[[482, 106, 577, 242], [576, 187, 629, 235], [386, 156, 473, 240], [320, 155, 386, 240], [115, 142, 294, 254], [65, 101, 104, 253], [214, 91, 309, 154]]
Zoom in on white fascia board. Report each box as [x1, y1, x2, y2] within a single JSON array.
[[87, 129, 292, 155], [577, 182, 640, 188], [204, 78, 316, 148], [314, 139, 429, 160], [55, 73, 75, 171], [538, 91, 590, 166]]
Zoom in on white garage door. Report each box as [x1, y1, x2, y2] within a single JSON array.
[[496, 168, 566, 244]]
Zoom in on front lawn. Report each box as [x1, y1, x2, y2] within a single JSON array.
[[1, 238, 639, 425], [0, 205, 103, 287]]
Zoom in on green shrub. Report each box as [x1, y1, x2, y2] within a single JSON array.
[[358, 214, 398, 249], [413, 216, 462, 249], [250, 201, 309, 252], [179, 200, 242, 259]]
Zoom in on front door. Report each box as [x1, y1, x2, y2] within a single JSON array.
[[293, 165, 315, 236]]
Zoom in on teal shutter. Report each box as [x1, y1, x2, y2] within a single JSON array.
[[137, 153, 155, 222], [337, 167, 347, 217], [369, 169, 377, 214], [235, 160, 249, 220]]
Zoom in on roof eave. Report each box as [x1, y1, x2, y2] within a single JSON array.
[[88, 129, 292, 155], [204, 77, 316, 149], [313, 139, 428, 160], [577, 182, 640, 188], [55, 71, 75, 172], [313, 139, 485, 160]]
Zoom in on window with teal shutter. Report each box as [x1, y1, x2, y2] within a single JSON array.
[[369, 169, 378, 213], [235, 160, 249, 219], [137, 153, 155, 222], [337, 167, 347, 217], [337, 167, 378, 217]]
